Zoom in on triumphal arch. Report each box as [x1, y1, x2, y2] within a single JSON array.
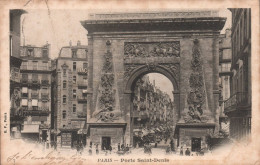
[[81, 10, 226, 150]]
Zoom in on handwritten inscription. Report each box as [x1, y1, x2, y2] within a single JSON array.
[[6, 151, 170, 164], [6, 151, 86, 165]]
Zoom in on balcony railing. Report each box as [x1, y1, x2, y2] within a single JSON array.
[[77, 96, 87, 102], [20, 78, 41, 86], [21, 79, 29, 84], [77, 81, 88, 88], [20, 65, 51, 71], [41, 80, 50, 86], [31, 93, 39, 99], [77, 68, 88, 75], [77, 112, 87, 118], [224, 92, 248, 110], [41, 93, 49, 101], [20, 107, 50, 116]]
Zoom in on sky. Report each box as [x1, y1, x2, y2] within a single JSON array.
[[146, 73, 174, 100], [20, 9, 231, 59]]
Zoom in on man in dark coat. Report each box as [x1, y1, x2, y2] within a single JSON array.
[[180, 146, 183, 156], [170, 139, 174, 152], [109, 145, 112, 154], [185, 148, 191, 156], [118, 143, 120, 151], [121, 143, 125, 151]]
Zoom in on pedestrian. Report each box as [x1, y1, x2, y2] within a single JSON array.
[[109, 145, 112, 154], [118, 143, 120, 151], [89, 147, 92, 155], [185, 148, 191, 156], [121, 143, 125, 151], [148, 143, 152, 154], [170, 139, 174, 152], [79, 142, 83, 155], [166, 145, 171, 154], [96, 144, 99, 155], [54, 141, 57, 151], [125, 144, 129, 152], [76, 144, 80, 155], [90, 141, 92, 148], [180, 146, 183, 156]]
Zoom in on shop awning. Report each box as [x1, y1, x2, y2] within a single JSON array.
[[21, 124, 39, 133], [21, 99, 28, 106], [22, 87, 28, 93], [32, 99, 38, 106]]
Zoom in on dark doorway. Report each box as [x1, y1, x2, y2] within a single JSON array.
[[191, 138, 201, 152], [42, 130, 47, 141], [102, 137, 111, 150]]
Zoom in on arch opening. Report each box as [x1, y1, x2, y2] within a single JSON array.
[[130, 72, 176, 148]]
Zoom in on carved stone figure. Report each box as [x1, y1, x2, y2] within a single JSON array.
[[124, 42, 180, 58], [185, 39, 206, 123], [94, 42, 119, 122], [150, 42, 180, 57], [103, 51, 113, 73], [124, 43, 146, 57], [124, 64, 140, 79]]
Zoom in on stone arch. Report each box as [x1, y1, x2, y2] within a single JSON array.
[[125, 65, 179, 93], [123, 64, 180, 145]]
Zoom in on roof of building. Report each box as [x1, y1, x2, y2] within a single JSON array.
[[58, 45, 88, 58]]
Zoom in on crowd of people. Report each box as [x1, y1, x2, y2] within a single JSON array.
[[33, 138, 205, 156]]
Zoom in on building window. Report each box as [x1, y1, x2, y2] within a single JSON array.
[[72, 49, 77, 58], [33, 61, 38, 70], [73, 89, 77, 99], [73, 62, 76, 71], [21, 74, 28, 83], [83, 104, 87, 112], [42, 49, 48, 58], [42, 101, 48, 109], [63, 80, 67, 88], [42, 62, 48, 70], [73, 104, 76, 113], [85, 49, 88, 57], [73, 76, 76, 84], [42, 74, 48, 82], [62, 110, 66, 119], [83, 76, 88, 85], [63, 69, 66, 77], [63, 95, 66, 104], [27, 48, 33, 56], [32, 74, 38, 83], [83, 63, 88, 69]]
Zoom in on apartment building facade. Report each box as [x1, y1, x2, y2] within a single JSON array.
[[218, 29, 232, 137], [54, 42, 88, 148], [10, 9, 27, 139], [224, 8, 251, 140], [19, 44, 52, 144]]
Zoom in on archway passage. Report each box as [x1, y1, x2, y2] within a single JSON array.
[[130, 73, 175, 148]]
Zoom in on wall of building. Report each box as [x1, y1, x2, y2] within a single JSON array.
[[18, 44, 52, 143], [56, 46, 88, 129], [225, 8, 251, 140]]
